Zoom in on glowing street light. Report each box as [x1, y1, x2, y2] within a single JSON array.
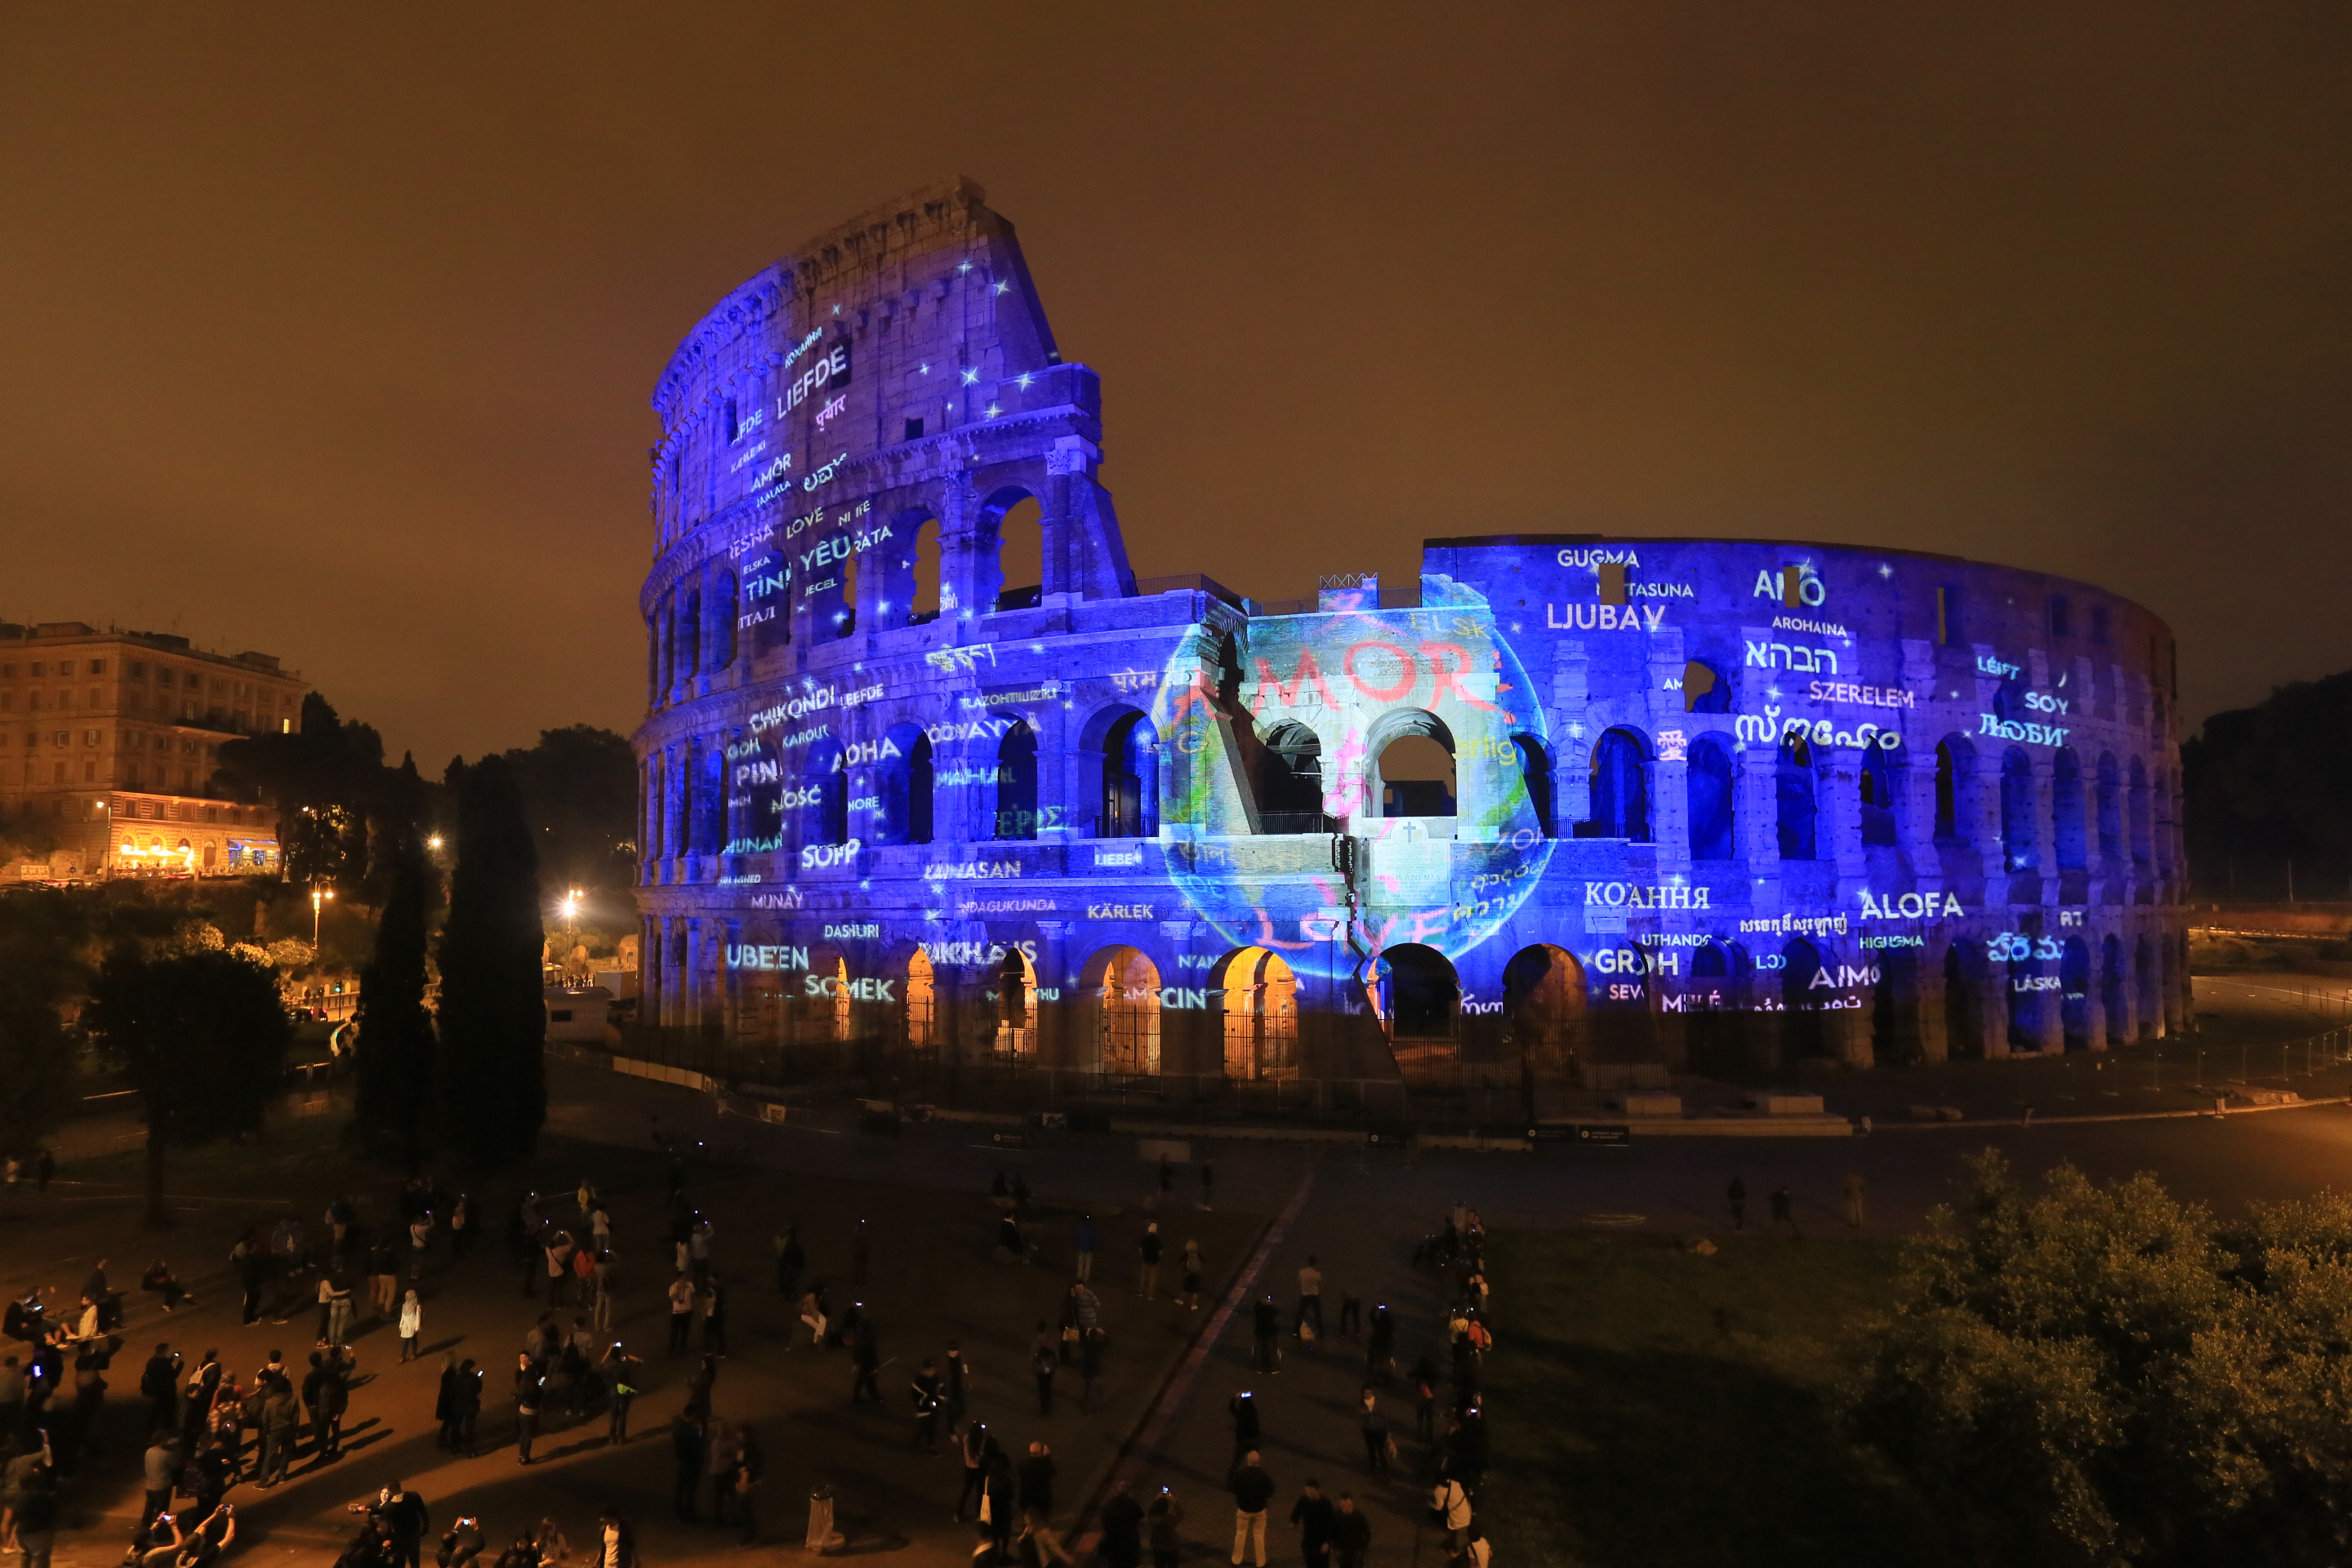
[[311, 884, 335, 945], [426, 834, 443, 853]]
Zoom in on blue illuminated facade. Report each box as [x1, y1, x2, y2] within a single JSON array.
[[635, 179, 2189, 1102]]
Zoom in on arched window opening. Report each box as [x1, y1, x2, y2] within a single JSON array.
[[2052, 749, 2087, 871], [709, 571, 738, 670], [1365, 943, 1459, 1084], [806, 738, 849, 848], [994, 494, 1044, 611], [690, 742, 726, 856], [995, 721, 1040, 840], [1686, 734, 1736, 860], [2000, 748, 2038, 871], [992, 947, 1036, 1058], [2100, 934, 2125, 1045], [1782, 938, 1829, 1059], [1218, 947, 1298, 1082], [1379, 733, 1456, 817], [1512, 736, 1555, 837], [1859, 736, 1898, 848], [2006, 933, 2046, 1051], [1092, 947, 1162, 1076], [1101, 713, 1159, 838], [1579, 728, 1650, 840], [1502, 944, 1584, 1079], [834, 550, 859, 640], [1682, 659, 1732, 714], [681, 589, 702, 679], [2060, 937, 2091, 1049], [906, 948, 937, 1050], [2127, 758, 2152, 871], [1776, 735, 1817, 860], [648, 602, 668, 703], [2094, 752, 2122, 863], [1933, 741, 1958, 840], [878, 724, 932, 846], [1944, 941, 1982, 1059], [1259, 724, 1331, 834], [909, 518, 942, 625]]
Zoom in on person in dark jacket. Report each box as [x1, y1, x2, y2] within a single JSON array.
[[1098, 1480, 1144, 1568], [670, 1416, 705, 1521], [1228, 1390, 1263, 1468], [1146, 1487, 1184, 1568], [1330, 1494, 1370, 1568], [1288, 1480, 1334, 1568], [956, 1421, 997, 1523], [979, 1452, 1017, 1564], [1016, 1440, 1056, 1522], [432, 1356, 459, 1449]]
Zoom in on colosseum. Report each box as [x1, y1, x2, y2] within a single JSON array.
[[632, 178, 2189, 1116]]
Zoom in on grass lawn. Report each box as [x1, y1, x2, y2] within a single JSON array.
[[1479, 1231, 1946, 1568]]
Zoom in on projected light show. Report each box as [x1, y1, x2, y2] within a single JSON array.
[[635, 178, 2189, 1105]]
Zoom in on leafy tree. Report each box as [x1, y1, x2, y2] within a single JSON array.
[[214, 692, 390, 888], [354, 827, 438, 1169], [0, 889, 97, 1160], [86, 943, 293, 1227], [0, 803, 61, 868], [435, 754, 546, 1165], [1854, 1152, 2352, 1567], [483, 725, 639, 898]]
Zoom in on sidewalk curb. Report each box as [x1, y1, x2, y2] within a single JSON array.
[[1067, 1160, 1322, 1557], [1869, 1095, 2352, 1130]]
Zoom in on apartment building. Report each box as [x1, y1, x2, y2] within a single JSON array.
[[0, 620, 309, 880]]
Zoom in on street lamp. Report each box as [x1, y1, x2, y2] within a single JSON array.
[[426, 834, 443, 853], [312, 884, 334, 945]]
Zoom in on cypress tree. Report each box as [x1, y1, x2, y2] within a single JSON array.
[[436, 754, 546, 1163], [354, 826, 436, 1168]]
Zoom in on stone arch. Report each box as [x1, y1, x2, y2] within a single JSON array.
[[2006, 933, 2049, 1051], [708, 568, 738, 669], [1686, 938, 1748, 1076], [2060, 936, 2091, 1049], [1081, 703, 1158, 839], [1944, 938, 1985, 1059], [1084, 946, 1162, 1075], [1780, 938, 1829, 1059], [1580, 727, 1650, 840], [2127, 757, 2152, 872], [1933, 734, 1976, 843], [1682, 657, 1733, 714], [2096, 751, 2122, 864], [1512, 734, 1556, 838], [2100, 933, 2126, 1044], [991, 945, 1037, 1058], [2052, 747, 2087, 871], [877, 722, 933, 846], [1686, 732, 1736, 860], [805, 736, 849, 848], [1501, 943, 1584, 1080], [2134, 933, 2158, 1039], [1370, 710, 1456, 818], [1257, 720, 1331, 833], [1365, 942, 1459, 1084], [875, 504, 942, 627], [905, 946, 938, 1051], [982, 485, 1044, 612], [1860, 734, 1899, 848], [1872, 943, 1920, 1065], [1777, 733, 1817, 860], [1213, 947, 1298, 1082], [2000, 747, 2038, 871], [994, 719, 1040, 840]]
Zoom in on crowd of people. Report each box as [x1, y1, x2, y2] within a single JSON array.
[[0, 1134, 1509, 1568]]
